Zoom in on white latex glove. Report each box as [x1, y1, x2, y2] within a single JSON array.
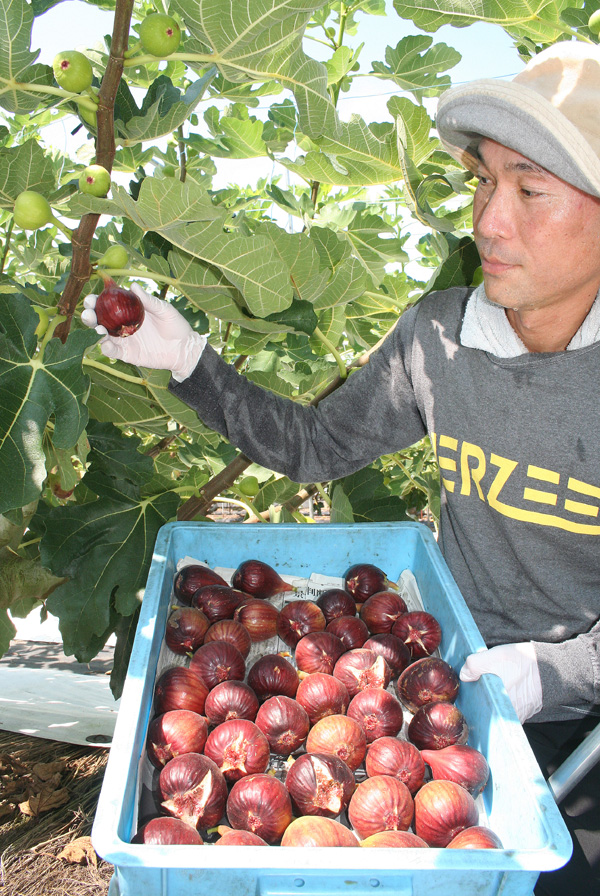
[[460, 642, 543, 723], [82, 282, 206, 382]]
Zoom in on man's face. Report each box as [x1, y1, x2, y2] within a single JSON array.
[[473, 138, 600, 314]]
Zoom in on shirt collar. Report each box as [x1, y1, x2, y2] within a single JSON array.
[[460, 285, 600, 357]]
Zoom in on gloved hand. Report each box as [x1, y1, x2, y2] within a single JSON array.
[[460, 642, 543, 723], [82, 282, 206, 382]]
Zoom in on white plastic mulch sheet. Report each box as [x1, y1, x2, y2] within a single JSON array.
[[0, 634, 119, 747]]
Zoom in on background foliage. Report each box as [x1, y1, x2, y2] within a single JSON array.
[[0, 0, 595, 694]]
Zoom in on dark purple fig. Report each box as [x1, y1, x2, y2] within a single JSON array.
[[173, 565, 228, 605], [231, 559, 294, 599], [344, 563, 396, 603]]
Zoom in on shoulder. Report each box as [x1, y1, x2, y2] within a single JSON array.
[[395, 286, 473, 344]]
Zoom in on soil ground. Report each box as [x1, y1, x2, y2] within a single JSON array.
[[0, 731, 112, 896]]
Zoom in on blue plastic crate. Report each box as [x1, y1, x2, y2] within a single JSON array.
[[92, 521, 572, 896]]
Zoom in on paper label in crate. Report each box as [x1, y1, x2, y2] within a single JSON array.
[[397, 569, 425, 612]]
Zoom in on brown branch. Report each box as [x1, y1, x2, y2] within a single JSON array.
[[55, 0, 135, 342], [145, 429, 186, 460], [177, 454, 253, 520]]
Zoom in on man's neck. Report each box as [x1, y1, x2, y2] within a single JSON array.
[[506, 295, 598, 353]]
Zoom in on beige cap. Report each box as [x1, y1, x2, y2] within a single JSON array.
[[436, 41, 600, 196]]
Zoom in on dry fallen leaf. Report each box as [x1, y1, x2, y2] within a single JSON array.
[[19, 786, 70, 816], [58, 836, 98, 866], [32, 760, 66, 781]]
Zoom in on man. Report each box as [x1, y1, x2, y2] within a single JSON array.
[[83, 40, 600, 890]]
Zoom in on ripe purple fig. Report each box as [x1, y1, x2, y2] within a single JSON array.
[[95, 276, 145, 337], [231, 559, 294, 599], [344, 563, 396, 603]]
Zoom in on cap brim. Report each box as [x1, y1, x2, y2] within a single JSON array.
[[436, 79, 600, 197]]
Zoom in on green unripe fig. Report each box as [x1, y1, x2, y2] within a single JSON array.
[[77, 101, 97, 131], [97, 245, 129, 269], [79, 164, 111, 197], [53, 50, 93, 93], [239, 475, 260, 497], [13, 191, 53, 230], [589, 10, 600, 34], [162, 164, 176, 177], [139, 13, 181, 57]]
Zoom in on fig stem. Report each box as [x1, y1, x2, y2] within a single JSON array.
[[123, 41, 141, 58], [213, 495, 266, 522], [92, 267, 178, 287], [9, 81, 100, 111], [313, 327, 347, 379], [123, 51, 214, 68], [314, 481, 332, 508], [83, 357, 148, 385], [51, 215, 74, 241], [38, 314, 67, 356]]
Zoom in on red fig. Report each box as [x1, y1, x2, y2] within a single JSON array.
[[420, 744, 490, 797], [231, 559, 293, 599], [344, 563, 396, 603], [95, 276, 145, 337]]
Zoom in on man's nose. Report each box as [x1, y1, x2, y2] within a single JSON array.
[[474, 187, 513, 239]]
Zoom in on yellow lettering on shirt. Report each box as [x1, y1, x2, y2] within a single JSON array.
[[432, 433, 600, 534]]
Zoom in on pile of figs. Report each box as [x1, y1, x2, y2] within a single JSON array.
[[133, 558, 502, 851]]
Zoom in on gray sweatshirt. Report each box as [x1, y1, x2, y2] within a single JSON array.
[[171, 287, 600, 722]]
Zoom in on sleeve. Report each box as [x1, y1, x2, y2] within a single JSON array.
[[532, 624, 600, 722], [168, 308, 428, 484]]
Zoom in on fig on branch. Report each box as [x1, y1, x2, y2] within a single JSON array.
[[79, 164, 111, 197], [139, 13, 181, 57], [239, 475, 260, 497], [13, 191, 53, 230], [96, 245, 129, 269], [589, 10, 600, 34], [77, 101, 97, 131], [53, 50, 93, 93], [95, 276, 145, 337]]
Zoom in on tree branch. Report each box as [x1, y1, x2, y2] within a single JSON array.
[[55, 0, 135, 342]]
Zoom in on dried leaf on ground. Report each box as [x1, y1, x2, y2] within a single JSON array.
[[19, 786, 70, 816], [32, 760, 67, 781], [58, 836, 98, 866]]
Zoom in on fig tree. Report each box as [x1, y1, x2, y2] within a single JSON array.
[[139, 13, 181, 57], [79, 164, 111, 197], [13, 191, 53, 230], [53, 50, 93, 93]]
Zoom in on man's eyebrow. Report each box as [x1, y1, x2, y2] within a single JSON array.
[[476, 149, 548, 177]]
